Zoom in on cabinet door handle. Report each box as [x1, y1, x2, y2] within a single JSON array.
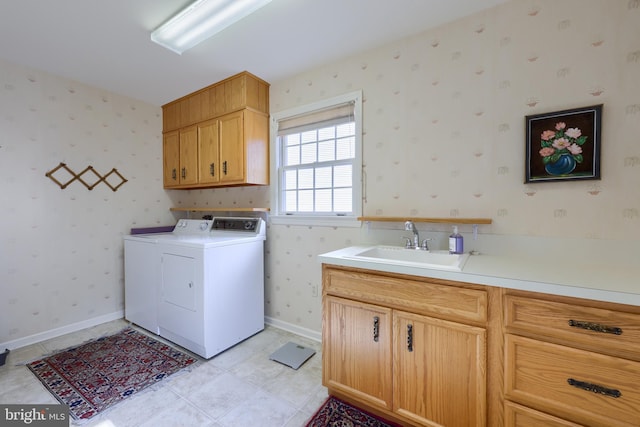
[[223, 160, 228, 175], [567, 378, 621, 398], [172, 168, 177, 180], [181, 167, 186, 179], [568, 319, 622, 335], [210, 163, 215, 176], [407, 324, 413, 352], [373, 316, 379, 342]]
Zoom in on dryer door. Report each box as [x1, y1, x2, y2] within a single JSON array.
[[159, 250, 203, 351], [161, 253, 196, 312]]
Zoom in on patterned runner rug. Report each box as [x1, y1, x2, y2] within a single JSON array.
[[306, 396, 400, 427], [28, 328, 196, 420]]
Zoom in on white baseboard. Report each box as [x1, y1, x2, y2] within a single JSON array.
[[1, 310, 124, 351], [264, 316, 321, 343], [2, 312, 318, 351]]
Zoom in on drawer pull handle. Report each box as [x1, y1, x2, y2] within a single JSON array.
[[407, 324, 413, 352], [568, 319, 622, 335], [373, 316, 379, 342], [567, 378, 621, 398]]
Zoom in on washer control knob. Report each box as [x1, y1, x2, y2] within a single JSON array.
[[199, 221, 209, 231]]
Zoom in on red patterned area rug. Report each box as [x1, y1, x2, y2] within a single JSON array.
[[27, 328, 196, 420], [306, 396, 401, 427]]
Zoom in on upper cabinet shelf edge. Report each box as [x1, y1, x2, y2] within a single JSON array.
[[162, 71, 270, 132]]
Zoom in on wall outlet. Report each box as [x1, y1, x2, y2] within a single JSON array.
[[311, 284, 319, 297]]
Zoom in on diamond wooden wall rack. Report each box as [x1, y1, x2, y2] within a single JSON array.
[[45, 162, 128, 191]]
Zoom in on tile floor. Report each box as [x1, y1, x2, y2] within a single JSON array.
[[0, 320, 328, 427]]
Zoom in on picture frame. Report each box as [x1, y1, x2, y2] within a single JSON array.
[[525, 104, 602, 183]]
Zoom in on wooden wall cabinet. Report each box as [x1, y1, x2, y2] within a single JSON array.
[[163, 127, 198, 187], [161, 71, 269, 189], [322, 266, 489, 427], [188, 110, 268, 188]]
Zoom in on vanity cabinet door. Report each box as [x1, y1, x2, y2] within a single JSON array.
[[393, 311, 487, 427], [323, 296, 393, 410]]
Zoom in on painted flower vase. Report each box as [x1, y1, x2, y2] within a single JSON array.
[[545, 154, 576, 175]]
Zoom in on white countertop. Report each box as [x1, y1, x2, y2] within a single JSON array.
[[319, 245, 640, 307]]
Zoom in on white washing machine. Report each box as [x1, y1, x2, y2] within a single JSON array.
[[124, 217, 266, 358]]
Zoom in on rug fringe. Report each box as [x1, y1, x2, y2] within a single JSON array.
[[16, 326, 133, 366], [17, 324, 203, 367]]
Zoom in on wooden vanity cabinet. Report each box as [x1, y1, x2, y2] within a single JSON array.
[[504, 291, 640, 427], [323, 263, 640, 427], [162, 71, 269, 189], [324, 296, 393, 410], [393, 311, 486, 426], [322, 265, 489, 427]]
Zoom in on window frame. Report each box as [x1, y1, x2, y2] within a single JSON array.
[[270, 90, 363, 227]]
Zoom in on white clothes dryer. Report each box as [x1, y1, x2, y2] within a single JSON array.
[[124, 217, 266, 358]]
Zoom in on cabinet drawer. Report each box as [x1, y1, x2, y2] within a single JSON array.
[[505, 401, 583, 427], [323, 267, 487, 324], [505, 334, 640, 427], [504, 295, 640, 360]]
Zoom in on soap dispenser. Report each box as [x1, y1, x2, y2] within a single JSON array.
[[449, 226, 464, 254]]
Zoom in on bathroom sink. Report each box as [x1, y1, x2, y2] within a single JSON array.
[[345, 245, 470, 271]]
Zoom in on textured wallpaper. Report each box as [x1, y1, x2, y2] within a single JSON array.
[[0, 59, 174, 346], [174, 0, 640, 335], [2, 0, 639, 346]]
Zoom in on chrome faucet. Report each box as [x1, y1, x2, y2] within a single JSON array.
[[404, 221, 419, 248], [403, 220, 430, 250]]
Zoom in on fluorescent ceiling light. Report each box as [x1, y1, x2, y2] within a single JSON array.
[[151, 0, 272, 54]]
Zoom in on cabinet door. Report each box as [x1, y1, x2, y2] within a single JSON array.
[[179, 126, 198, 186], [323, 296, 393, 410], [197, 119, 220, 184], [162, 102, 181, 132], [394, 311, 486, 427], [218, 111, 245, 183], [163, 130, 180, 187]]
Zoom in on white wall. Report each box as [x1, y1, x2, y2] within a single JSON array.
[[173, 0, 640, 334], [0, 59, 175, 348], [2, 0, 639, 347]]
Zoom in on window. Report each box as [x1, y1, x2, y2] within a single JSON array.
[[271, 91, 362, 225]]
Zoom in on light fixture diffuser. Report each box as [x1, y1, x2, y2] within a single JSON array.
[[151, 0, 273, 54]]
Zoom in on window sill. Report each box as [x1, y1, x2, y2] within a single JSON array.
[[270, 215, 361, 228]]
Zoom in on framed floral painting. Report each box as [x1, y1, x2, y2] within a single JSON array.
[[525, 104, 602, 183]]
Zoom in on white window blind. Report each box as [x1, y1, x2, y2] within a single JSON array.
[[272, 92, 362, 221]]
